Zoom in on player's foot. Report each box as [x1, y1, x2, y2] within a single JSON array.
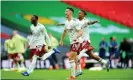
[[76, 72, 82, 77], [106, 61, 110, 72], [66, 76, 76, 80], [53, 48, 60, 54], [21, 71, 29, 76], [17, 68, 23, 72]]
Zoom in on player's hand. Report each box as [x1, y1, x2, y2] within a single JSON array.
[[56, 24, 61, 26], [48, 46, 51, 49], [56, 23, 64, 26], [95, 21, 99, 23], [59, 41, 63, 46], [94, 20, 99, 23]]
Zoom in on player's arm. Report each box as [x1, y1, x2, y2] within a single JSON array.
[[76, 29, 83, 40], [26, 36, 31, 48], [59, 28, 67, 46], [43, 26, 51, 49], [115, 42, 118, 48], [9, 40, 15, 49], [19, 35, 27, 43], [119, 42, 123, 53], [19, 35, 28, 50], [82, 20, 98, 28], [4, 41, 8, 51], [87, 20, 98, 25], [56, 23, 65, 26]]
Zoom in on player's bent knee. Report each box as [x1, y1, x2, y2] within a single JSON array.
[[69, 51, 77, 60]]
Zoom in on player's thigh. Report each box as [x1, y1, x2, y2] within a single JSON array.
[[13, 53, 19, 61], [36, 45, 47, 57], [69, 51, 77, 60], [81, 41, 94, 52], [8, 54, 13, 59]]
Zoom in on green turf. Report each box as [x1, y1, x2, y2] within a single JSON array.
[[1, 69, 133, 80]]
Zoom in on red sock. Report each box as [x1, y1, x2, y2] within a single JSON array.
[[11, 61, 14, 68]]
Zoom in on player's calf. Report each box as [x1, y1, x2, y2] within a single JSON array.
[[68, 52, 77, 79]]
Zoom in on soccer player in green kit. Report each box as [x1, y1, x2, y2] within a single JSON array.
[[12, 30, 27, 71]]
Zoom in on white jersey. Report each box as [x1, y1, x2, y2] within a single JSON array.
[[78, 18, 90, 42], [64, 18, 82, 44], [30, 23, 51, 49]]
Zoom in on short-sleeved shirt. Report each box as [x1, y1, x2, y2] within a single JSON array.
[[30, 23, 51, 48], [12, 34, 27, 53], [64, 18, 82, 44], [4, 39, 16, 54], [78, 18, 90, 42]]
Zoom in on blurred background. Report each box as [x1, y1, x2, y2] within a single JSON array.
[[1, 1, 133, 79]]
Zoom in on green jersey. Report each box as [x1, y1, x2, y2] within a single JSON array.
[[4, 39, 16, 54], [12, 34, 27, 53]]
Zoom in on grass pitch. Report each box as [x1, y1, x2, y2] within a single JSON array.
[[1, 69, 133, 80]]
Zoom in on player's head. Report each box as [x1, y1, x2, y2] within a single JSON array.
[[65, 7, 74, 18], [113, 36, 116, 41], [12, 30, 18, 36], [102, 37, 105, 41], [31, 15, 38, 24], [78, 10, 87, 19], [123, 38, 127, 42], [110, 37, 113, 41]]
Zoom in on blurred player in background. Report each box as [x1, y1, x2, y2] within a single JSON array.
[[109, 36, 118, 68], [12, 30, 27, 71], [119, 38, 132, 68], [22, 15, 60, 76], [129, 38, 133, 69], [99, 37, 108, 59], [4, 35, 16, 70]]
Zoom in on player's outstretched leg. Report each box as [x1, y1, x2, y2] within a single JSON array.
[[41, 48, 60, 60], [21, 55, 38, 76], [88, 51, 110, 72], [78, 48, 110, 72], [76, 49, 87, 77]]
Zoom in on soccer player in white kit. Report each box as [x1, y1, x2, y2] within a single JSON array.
[[22, 15, 60, 76], [59, 7, 83, 80], [76, 10, 109, 77]]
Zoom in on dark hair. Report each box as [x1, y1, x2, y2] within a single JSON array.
[[123, 37, 127, 41], [81, 10, 87, 16], [10, 34, 13, 39], [110, 37, 113, 40], [33, 15, 38, 20], [67, 7, 74, 13]]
